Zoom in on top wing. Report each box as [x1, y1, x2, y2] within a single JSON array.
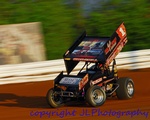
[[64, 22, 127, 74]]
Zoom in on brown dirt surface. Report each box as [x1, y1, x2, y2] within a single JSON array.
[[0, 68, 150, 120]]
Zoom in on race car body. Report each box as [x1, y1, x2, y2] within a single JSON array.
[[46, 22, 134, 108]]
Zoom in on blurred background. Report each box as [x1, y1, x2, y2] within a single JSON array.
[[0, 0, 149, 60]]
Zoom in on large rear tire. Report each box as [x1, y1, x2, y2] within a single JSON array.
[[46, 88, 64, 108], [116, 77, 134, 99], [86, 86, 106, 107]]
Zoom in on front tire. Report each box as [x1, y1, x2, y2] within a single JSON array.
[[116, 77, 134, 99], [46, 88, 64, 108], [86, 86, 106, 107]]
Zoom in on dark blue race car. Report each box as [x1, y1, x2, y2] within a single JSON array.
[[46, 23, 134, 108]]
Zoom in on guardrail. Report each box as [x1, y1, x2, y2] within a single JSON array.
[[0, 49, 150, 85]]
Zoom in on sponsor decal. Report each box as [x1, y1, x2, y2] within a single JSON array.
[[73, 58, 97, 62], [59, 77, 82, 85], [91, 78, 102, 85], [106, 49, 119, 66], [116, 23, 126, 39], [106, 37, 127, 65], [105, 37, 117, 55], [79, 74, 88, 90], [64, 58, 71, 60]]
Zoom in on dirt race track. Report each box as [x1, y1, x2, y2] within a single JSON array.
[[0, 69, 150, 120]]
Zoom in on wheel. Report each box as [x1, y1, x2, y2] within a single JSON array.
[[46, 88, 64, 108], [116, 77, 134, 99], [86, 86, 106, 107]]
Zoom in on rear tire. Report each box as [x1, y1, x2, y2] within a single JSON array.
[[86, 86, 106, 107], [46, 88, 64, 108], [116, 77, 134, 99]]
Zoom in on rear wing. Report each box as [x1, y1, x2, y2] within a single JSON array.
[[64, 22, 127, 74]]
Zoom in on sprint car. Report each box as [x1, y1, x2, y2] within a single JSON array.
[[46, 22, 134, 108]]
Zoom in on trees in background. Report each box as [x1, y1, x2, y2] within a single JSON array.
[[0, 0, 149, 59]]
